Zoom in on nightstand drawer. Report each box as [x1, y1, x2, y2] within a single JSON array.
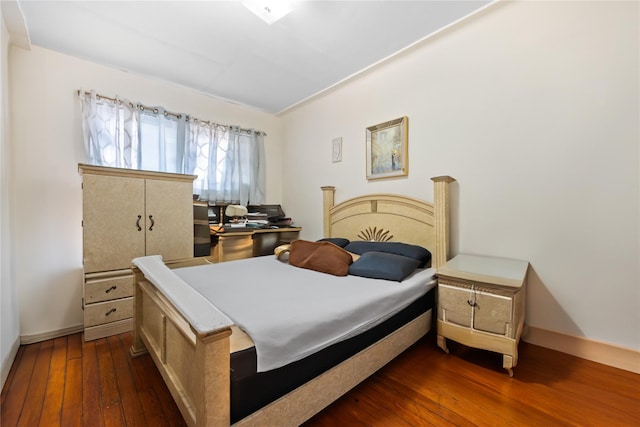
[[84, 297, 133, 327], [474, 291, 512, 335], [438, 283, 473, 327], [85, 274, 134, 304], [439, 282, 514, 336]]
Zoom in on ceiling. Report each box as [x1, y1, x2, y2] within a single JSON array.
[[8, 1, 493, 114]]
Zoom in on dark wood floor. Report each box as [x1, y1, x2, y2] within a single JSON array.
[[2, 330, 639, 426]]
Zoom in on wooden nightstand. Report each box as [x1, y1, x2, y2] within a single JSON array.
[[436, 254, 529, 376]]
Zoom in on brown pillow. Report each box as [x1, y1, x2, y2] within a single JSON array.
[[288, 240, 353, 276]]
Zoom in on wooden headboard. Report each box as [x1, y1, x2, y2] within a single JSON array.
[[321, 176, 455, 268]]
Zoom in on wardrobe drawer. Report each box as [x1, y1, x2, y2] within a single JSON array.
[[85, 274, 134, 304], [84, 297, 133, 327]]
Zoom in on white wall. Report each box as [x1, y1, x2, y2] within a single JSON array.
[[9, 46, 284, 339], [1, 7, 20, 388], [281, 1, 639, 350]]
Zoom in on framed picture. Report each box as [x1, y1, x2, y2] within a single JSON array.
[[366, 116, 408, 180]]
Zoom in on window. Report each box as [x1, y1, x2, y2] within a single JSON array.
[[79, 90, 265, 205]]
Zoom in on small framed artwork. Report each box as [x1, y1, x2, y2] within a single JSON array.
[[366, 116, 408, 180]]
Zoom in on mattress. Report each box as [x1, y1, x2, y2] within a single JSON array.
[[173, 256, 436, 371], [229, 289, 435, 423]]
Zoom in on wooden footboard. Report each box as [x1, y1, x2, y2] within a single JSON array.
[[130, 259, 233, 427]]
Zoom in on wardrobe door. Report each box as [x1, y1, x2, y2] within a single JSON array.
[[83, 174, 145, 273], [144, 178, 194, 261]]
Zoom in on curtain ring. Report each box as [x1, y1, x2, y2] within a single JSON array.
[[154, 108, 159, 114], [177, 114, 182, 119]]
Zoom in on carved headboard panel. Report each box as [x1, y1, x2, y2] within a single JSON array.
[[321, 176, 455, 268]]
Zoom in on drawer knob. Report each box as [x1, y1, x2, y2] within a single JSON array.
[[105, 286, 117, 293], [467, 299, 477, 307], [105, 308, 117, 316]]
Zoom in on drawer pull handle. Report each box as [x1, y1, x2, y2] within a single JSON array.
[[136, 215, 142, 231], [105, 308, 117, 316], [105, 286, 117, 293], [148, 215, 155, 231], [467, 300, 477, 307]]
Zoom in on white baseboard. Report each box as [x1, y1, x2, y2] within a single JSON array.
[[20, 324, 84, 345], [1, 336, 20, 390], [522, 326, 640, 374]]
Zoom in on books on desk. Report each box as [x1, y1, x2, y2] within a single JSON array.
[[224, 219, 268, 228], [222, 223, 297, 232], [247, 219, 269, 225]]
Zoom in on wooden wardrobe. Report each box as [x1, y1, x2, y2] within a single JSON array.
[[79, 164, 195, 341]]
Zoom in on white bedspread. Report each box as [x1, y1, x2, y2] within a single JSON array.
[[172, 256, 435, 372]]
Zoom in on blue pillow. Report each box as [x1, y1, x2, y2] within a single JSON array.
[[343, 241, 431, 268], [316, 237, 350, 248], [349, 252, 420, 282]]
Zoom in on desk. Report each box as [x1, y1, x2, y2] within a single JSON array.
[[210, 226, 301, 262]]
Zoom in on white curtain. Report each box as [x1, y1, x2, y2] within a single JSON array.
[[79, 91, 265, 205], [187, 122, 265, 206], [137, 107, 187, 173], [79, 90, 137, 168]]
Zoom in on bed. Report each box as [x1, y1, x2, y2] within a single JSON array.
[[129, 176, 455, 427]]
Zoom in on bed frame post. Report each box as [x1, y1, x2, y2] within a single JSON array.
[[130, 267, 148, 357], [194, 329, 232, 427], [431, 176, 456, 268], [321, 186, 336, 237]]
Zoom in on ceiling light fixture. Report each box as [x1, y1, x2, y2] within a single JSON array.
[[242, 0, 298, 25]]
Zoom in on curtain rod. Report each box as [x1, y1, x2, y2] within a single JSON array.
[[77, 90, 266, 135]]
